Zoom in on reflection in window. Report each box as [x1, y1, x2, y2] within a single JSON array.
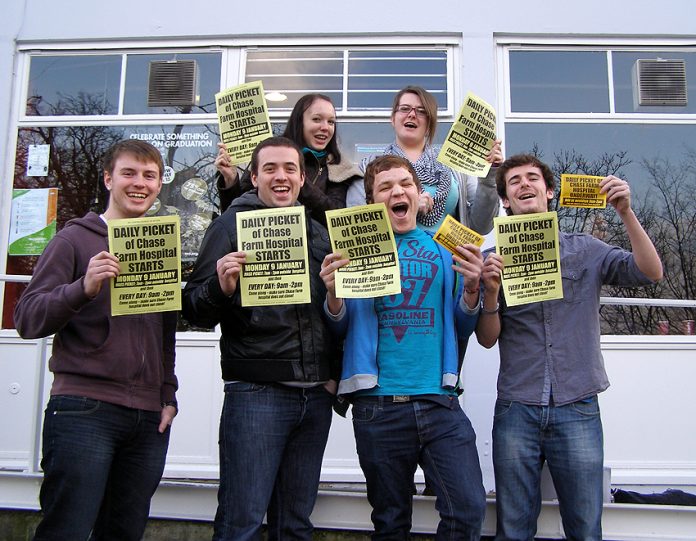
[[348, 50, 447, 110], [27, 55, 122, 116], [245, 48, 449, 113], [504, 122, 696, 332], [124, 52, 222, 115], [246, 50, 344, 111], [613, 51, 696, 113], [509, 51, 610, 113]]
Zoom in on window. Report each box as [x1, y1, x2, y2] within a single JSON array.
[[24, 50, 222, 118], [27, 55, 122, 116], [501, 44, 696, 334], [246, 47, 450, 114]]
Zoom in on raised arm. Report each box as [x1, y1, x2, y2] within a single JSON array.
[[601, 175, 663, 281]]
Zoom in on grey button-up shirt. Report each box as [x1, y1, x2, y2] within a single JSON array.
[[494, 232, 655, 406]]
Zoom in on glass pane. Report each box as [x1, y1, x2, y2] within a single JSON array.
[[504, 122, 696, 326], [347, 50, 447, 111], [9, 124, 219, 278], [509, 51, 610, 113], [613, 51, 696, 113], [336, 121, 451, 164], [27, 55, 121, 116], [124, 52, 221, 114], [348, 89, 447, 110], [246, 50, 344, 110]]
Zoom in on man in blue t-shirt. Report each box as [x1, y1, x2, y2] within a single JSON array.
[[321, 155, 486, 540]]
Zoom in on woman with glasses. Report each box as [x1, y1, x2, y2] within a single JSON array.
[[215, 93, 361, 226], [348, 85, 503, 235]]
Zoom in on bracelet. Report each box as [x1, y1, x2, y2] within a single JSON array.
[[464, 286, 479, 295], [480, 299, 500, 314]]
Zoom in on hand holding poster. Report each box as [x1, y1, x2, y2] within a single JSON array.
[[108, 215, 182, 316], [237, 207, 310, 306], [215, 80, 273, 165], [559, 174, 607, 208], [433, 214, 485, 254], [494, 211, 562, 307], [325, 204, 400, 298], [437, 91, 496, 177]]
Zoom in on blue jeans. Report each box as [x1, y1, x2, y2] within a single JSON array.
[[34, 395, 170, 541], [492, 397, 604, 541], [214, 382, 334, 541], [352, 396, 486, 541]]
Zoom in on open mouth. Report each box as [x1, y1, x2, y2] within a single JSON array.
[[404, 121, 418, 129], [391, 202, 409, 217], [128, 193, 147, 199], [519, 193, 536, 201], [272, 186, 290, 194]]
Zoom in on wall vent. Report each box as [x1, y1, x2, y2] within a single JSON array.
[[633, 59, 687, 106], [148, 60, 198, 107]]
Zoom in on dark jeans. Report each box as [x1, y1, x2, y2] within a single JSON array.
[[493, 397, 604, 541], [352, 396, 486, 541], [33, 395, 170, 541], [213, 382, 334, 541]]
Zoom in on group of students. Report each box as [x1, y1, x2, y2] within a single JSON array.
[[14, 85, 662, 541]]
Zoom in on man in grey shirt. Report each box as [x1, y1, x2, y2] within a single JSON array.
[[476, 154, 663, 541]]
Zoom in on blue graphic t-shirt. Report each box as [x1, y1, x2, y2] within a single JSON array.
[[362, 228, 449, 396]]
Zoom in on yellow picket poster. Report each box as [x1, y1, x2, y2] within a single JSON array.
[[437, 91, 496, 177], [559, 174, 607, 208], [494, 211, 562, 307], [215, 80, 273, 165], [237, 207, 310, 306], [433, 214, 485, 255], [325, 203, 400, 298], [108, 215, 181, 316]]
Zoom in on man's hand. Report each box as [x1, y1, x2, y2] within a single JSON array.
[[83, 251, 120, 298], [158, 405, 177, 433], [216, 251, 246, 297], [486, 139, 504, 166], [481, 252, 504, 294], [601, 175, 631, 215], [452, 244, 484, 290], [320, 252, 349, 315], [215, 142, 239, 189]]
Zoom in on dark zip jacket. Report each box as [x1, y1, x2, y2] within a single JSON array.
[[182, 192, 340, 382]]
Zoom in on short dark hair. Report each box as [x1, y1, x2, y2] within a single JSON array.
[[102, 139, 164, 178], [249, 136, 305, 176], [495, 153, 555, 215], [363, 155, 421, 204], [283, 94, 342, 164]]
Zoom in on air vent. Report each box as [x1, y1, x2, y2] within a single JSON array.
[[633, 59, 687, 106], [148, 60, 198, 107]]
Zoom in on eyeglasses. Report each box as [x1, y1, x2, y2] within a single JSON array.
[[395, 104, 428, 118]]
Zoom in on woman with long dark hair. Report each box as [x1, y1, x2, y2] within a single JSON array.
[[215, 93, 361, 225]]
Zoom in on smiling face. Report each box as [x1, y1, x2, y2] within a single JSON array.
[[302, 98, 336, 151], [103, 153, 162, 220], [251, 145, 305, 208], [502, 164, 554, 215], [372, 166, 420, 234], [391, 92, 429, 150]]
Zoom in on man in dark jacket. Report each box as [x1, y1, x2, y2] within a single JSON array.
[[183, 136, 339, 541], [14, 140, 178, 541]]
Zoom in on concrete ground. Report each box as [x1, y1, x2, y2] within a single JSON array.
[[0, 510, 462, 540]]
